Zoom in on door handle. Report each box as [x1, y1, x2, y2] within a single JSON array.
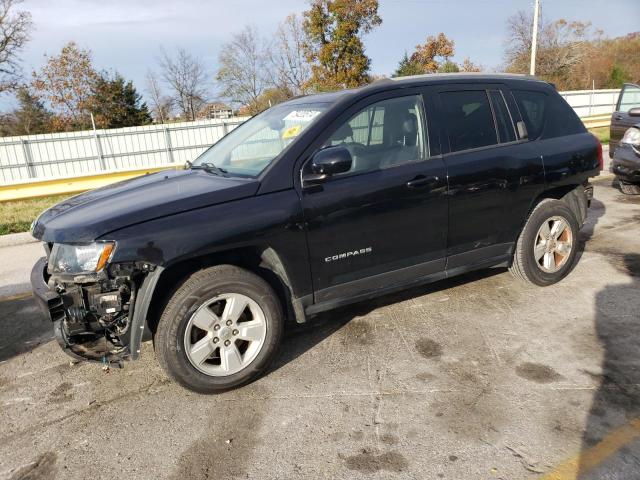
[[406, 175, 439, 189], [614, 115, 623, 120]]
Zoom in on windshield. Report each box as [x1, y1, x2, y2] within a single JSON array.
[[192, 102, 330, 177]]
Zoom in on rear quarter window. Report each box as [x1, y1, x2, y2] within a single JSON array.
[[513, 89, 585, 140]]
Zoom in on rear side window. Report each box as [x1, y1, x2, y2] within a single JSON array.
[[440, 90, 498, 152], [513, 89, 584, 140], [488, 90, 516, 143]]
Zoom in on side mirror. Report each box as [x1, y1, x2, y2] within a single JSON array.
[[303, 146, 352, 185], [629, 107, 640, 117]]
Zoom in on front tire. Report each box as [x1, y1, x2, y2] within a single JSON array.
[[510, 199, 579, 286], [155, 265, 283, 393]]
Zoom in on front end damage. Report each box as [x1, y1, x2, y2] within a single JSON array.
[[31, 250, 161, 366]]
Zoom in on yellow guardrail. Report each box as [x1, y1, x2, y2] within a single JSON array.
[[0, 165, 181, 202], [582, 114, 611, 129]]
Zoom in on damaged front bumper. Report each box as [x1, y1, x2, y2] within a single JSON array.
[[611, 144, 640, 183], [30, 256, 163, 366]]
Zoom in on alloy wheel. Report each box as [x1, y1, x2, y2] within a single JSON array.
[[183, 293, 267, 376], [533, 215, 573, 273]]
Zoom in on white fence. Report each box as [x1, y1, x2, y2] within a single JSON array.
[[0, 117, 248, 185], [559, 88, 619, 118], [0, 88, 622, 187]]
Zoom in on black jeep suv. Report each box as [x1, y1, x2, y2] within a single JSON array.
[[31, 74, 602, 393]]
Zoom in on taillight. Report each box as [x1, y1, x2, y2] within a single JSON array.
[[592, 133, 603, 171]]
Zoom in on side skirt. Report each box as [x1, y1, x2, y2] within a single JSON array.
[[304, 250, 513, 318]]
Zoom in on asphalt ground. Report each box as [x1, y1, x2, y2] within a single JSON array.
[[0, 177, 638, 480]]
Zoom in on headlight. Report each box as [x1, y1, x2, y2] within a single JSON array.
[[621, 127, 640, 146], [48, 242, 115, 274]]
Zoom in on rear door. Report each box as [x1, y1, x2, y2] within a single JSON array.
[[610, 84, 640, 157], [435, 84, 545, 270]]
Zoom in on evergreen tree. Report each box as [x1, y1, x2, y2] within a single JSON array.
[[90, 73, 152, 128], [606, 65, 629, 89], [392, 52, 423, 78], [0, 87, 53, 136], [438, 60, 460, 73]]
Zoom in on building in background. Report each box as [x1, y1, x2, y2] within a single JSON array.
[[198, 102, 234, 120]]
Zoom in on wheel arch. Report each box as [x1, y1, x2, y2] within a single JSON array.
[[145, 246, 304, 337], [522, 183, 588, 232]]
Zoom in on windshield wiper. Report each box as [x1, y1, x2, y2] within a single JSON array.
[[190, 162, 229, 177]]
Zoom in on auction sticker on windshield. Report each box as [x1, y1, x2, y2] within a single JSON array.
[[284, 110, 323, 122]]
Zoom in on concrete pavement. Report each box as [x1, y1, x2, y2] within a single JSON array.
[[0, 179, 638, 480]]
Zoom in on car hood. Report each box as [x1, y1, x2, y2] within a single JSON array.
[[32, 169, 260, 243]]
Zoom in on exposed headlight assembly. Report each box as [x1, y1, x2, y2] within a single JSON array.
[[621, 127, 640, 147], [48, 242, 115, 274]]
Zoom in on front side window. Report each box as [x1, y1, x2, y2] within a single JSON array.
[[321, 95, 428, 176], [193, 102, 330, 177], [440, 90, 498, 153], [619, 84, 640, 111]]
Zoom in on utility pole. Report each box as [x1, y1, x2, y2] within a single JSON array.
[[530, 0, 540, 75]]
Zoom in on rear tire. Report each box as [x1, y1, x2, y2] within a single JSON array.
[[510, 199, 579, 286], [155, 265, 283, 393], [619, 180, 640, 195]]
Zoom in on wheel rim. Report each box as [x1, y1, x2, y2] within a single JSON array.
[[183, 293, 267, 377], [534, 215, 573, 273]]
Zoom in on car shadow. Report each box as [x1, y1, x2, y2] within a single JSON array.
[[577, 254, 640, 478], [0, 293, 54, 363], [271, 194, 608, 375], [574, 197, 606, 267], [269, 266, 504, 374]]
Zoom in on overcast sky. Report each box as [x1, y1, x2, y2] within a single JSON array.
[[6, 0, 640, 109]]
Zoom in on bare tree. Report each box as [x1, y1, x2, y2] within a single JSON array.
[[268, 14, 311, 95], [145, 70, 173, 123], [0, 0, 32, 93], [504, 10, 598, 87], [216, 25, 270, 113], [159, 48, 207, 121]]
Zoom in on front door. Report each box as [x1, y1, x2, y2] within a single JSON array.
[[299, 92, 448, 304], [611, 84, 640, 156]]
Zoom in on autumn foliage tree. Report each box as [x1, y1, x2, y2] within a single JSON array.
[[393, 33, 481, 77], [32, 42, 99, 130], [570, 32, 640, 89], [411, 33, 455, 73], [303, 0, 382, 91], [30, 42, 154, 132], [504, 11, 640, 90]]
